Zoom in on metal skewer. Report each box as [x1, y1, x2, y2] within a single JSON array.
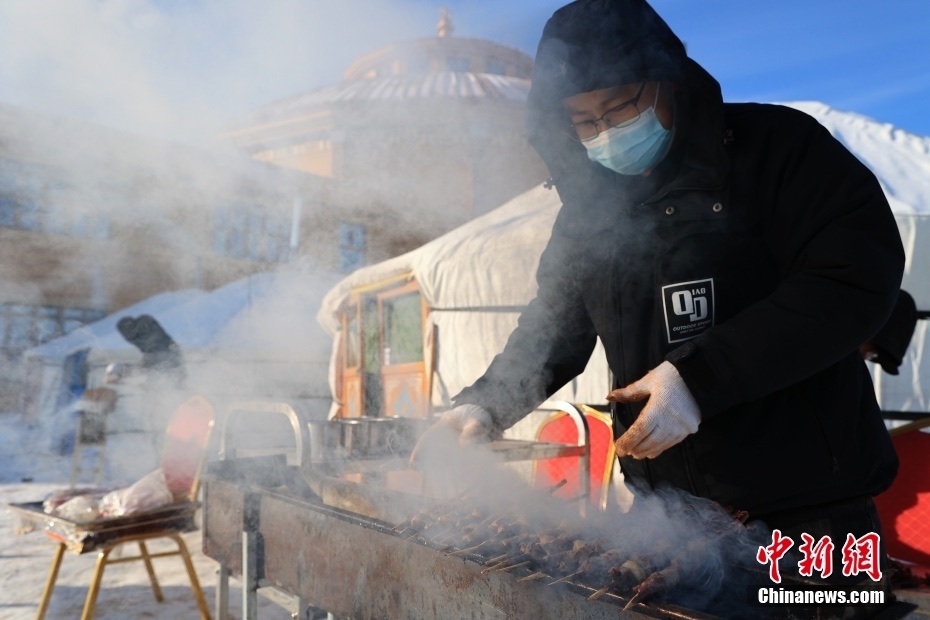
[[492, 560, 532, 573], [481, 554, 528, 574], [549, 570, 583, 585], [623, 591, 647, 610]]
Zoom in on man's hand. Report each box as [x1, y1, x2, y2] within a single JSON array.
[[408, 404, 494, 468], [607, 361, 700, 459]]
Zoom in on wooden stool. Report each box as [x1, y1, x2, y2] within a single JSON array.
[[70, 411, 108, 487]]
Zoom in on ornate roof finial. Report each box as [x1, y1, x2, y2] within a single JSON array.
[[437, 7, 453, 38]]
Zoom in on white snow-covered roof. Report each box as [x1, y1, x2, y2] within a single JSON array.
[[786, 102, 930, 216], [26, 256, 341, 370], [88, 261, 341, 358], [23, 289, 204, 361]]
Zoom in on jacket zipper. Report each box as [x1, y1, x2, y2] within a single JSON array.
[[640, 181, 726, 207]]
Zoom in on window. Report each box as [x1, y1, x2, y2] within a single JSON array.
[[43, 181, 71, 235], [248, 212, 264, 261], [0, 195, 15, 226], [382, 291, 423, 365], [228, 206, 247, 258], [92, 213, 110, 240], [447, 57, 470, 72], [409, 57, 430, 74], [36, 316, 60, 343], [213, 203, 290, 263], [212, 210, 227, 254], [0, 159, 111, 239], [19, 175, 41, 230], [7, 315, 33, 348], [362, 298, 380, 370], [72, 211, 91, 237], [0, 159, 38, 230], [345, 309, 360, 368], [485, 60, 506, 76], [0, 304, 106, 357], [338, 223, 366, 272]]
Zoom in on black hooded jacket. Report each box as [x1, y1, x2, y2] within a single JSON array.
[[454, 0, 904, 515]]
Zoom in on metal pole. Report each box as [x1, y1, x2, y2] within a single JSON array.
[[215, 564, 229, 620], [242, 493, 260, 620]]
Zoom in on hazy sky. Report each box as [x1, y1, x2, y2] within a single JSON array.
[[1, 0, 928, 145]]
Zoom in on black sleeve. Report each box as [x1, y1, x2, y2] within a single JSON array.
[[668, 111, 905, 417], [453, 218, 599, 433]]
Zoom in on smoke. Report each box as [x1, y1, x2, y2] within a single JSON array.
[[405, 431, 777, 613], [0, 0, 438, 145]]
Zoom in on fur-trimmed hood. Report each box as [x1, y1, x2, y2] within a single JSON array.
[[526, 0, 728, 203]]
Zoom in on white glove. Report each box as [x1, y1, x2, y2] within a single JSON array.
[[409, 404, 494, 467], [607, 361, 700, 460]]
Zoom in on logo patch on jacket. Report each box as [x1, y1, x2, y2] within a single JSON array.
[[662, 278, 715, 343]]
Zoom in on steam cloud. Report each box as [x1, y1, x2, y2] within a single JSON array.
[[0, 0, 442, 145]]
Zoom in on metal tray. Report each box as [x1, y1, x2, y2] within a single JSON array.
[[8, 500, 197, 554]]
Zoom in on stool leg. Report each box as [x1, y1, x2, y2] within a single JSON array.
[[94, 442, 106, 486], [36, 542, 66, 620], [70, 440, 82, 487], [172, 534, 211, 620], [138, 541, 164, 602], [81, 546, 113, 620]]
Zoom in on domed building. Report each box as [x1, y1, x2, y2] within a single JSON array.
[[222, 11, 548, 257]]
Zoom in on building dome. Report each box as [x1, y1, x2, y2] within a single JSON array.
[[223, 12, 548, 264], [342, 35, 534, 81], [226, 21, 534, 135], [230, 70, 531, 131]]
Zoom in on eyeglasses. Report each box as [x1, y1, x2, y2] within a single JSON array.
[[568, 82, 648, 142]]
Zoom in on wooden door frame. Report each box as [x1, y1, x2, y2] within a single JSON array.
[[376, 280, 429, 417]]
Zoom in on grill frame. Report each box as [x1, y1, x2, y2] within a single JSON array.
[[202, 459, 724, 620]]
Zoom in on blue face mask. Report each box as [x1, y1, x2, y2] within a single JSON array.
[[582, 86, 674, 176]]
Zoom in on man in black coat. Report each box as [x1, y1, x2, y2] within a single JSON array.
[[117, 315, 186, 387], [413, 0, 904, 595]]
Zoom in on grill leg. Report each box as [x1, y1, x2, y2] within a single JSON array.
[[216, 564, 229, 620], [242, 528, 259, 620], [138, 541, 164, 602], [81, 547, 114, 620], [242, 492, 260, 620], [171, 534, 211, 620], [94, 441, 107, 486], [36, 542, 66, 620]]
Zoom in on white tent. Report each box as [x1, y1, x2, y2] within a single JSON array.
[[81, 259, 342, 426], [790, 102, 930, 415], [22, 288, 204, 423], [318, 102, 930, 435], [24, 258, 340, 440], [318, 183, 611, 437], [875, 213, 930, 414]]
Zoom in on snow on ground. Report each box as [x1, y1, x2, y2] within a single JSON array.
[[0, 412, 292, 620]]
